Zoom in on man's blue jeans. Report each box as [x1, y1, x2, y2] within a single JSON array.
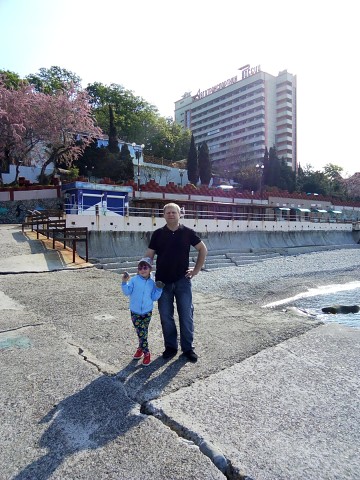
[[158, 276, 194, 352]]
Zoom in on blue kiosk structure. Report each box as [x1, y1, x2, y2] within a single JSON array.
[[62, 182, 132, 216]]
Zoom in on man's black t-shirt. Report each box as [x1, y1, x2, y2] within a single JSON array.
[[149, 224, 201, 283]]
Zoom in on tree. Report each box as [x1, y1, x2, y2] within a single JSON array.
[[260, 146, 295, 192], [198, 142, 211, 185], [119, 143, 134, 181], [171, 122, 192, 161], [26, 66, 82, 94], [323, 163, 343, 180], [0, 81, 102, 184], [294, 163, 349, 199], [322, 163, 346, 199], [37, 87, 102, 182], [76, 139, 135, 183], [0, 70, 24, 89], [278, 159, 296, 192], [266, 147, 281, 187], [343, 173, 360, 199], [296, 164, 329, 195], [86, 81, 191, 161], [0, 81, 38, 182], [262, 147, 270, 186], [108, 105, 119, 153], [187, 133, 198, 185], [75, 138, 97, 174], [86, 82, 157, 144], [234, 166, 259, 191], [145, 116, 191, 161]]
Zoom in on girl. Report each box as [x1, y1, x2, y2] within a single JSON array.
[[121, 257, 164, 365]]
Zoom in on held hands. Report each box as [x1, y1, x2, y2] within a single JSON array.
[[122, 271, 130, 282], [155, 280, 165, 289]]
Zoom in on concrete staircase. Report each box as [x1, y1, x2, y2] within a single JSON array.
[[200, 250, 281, 269], [90, 256, 144, 275], [201, 254, 234, 270], [90, 250, 281, 274], [89, 243, 360, 275], [226, 251, 281, 266]]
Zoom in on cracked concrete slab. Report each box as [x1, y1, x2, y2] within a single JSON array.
[[1, 323, 225, 480], [148, 323, 360, 479]]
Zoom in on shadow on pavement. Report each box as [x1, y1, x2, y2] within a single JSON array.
[[13, 230, 48, 254], [117, 355, 188, 402], [13, 357, 186, 479]]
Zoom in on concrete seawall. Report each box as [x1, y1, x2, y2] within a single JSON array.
[[80, 229, 360, 259]]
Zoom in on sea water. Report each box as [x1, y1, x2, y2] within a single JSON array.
[[264, 281, 360, 328]]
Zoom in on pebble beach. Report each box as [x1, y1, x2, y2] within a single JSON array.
[[193, 247, 360, 307]]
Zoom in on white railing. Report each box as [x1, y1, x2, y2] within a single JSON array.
[[64, 204, 358, 224], [127, 206, 355, 224]]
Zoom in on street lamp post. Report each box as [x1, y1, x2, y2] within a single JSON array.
[[132, 143, 145, 191], [256, 163, 264, 199], [179, 168, 185, 186]]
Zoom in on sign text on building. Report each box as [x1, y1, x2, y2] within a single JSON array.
[[193, 76, 238, 101], [239, 64, 261, 80], [192, 64, 261, 101]]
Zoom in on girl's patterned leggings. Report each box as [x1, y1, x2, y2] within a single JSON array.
[[131, 311, 152, 353]]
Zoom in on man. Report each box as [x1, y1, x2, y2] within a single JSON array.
[[144, 203, 207, 362]]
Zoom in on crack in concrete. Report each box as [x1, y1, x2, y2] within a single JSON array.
[[0, 323, 44, 334], [68, 342, 117, 377], [69, 343, 252, 479], [140, 402, 251, 480]]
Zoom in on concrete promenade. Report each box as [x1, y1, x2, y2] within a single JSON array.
[[1, 224, 360, 479]]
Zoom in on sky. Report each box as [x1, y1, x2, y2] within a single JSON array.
[[0, 0, 359, 177]]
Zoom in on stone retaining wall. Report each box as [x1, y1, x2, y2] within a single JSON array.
[[0, 199, 64, 224]]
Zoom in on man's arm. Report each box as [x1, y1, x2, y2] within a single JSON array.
[[186, 241, 207, 278]]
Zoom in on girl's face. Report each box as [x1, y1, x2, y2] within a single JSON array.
[[138, 263, 151, 278]]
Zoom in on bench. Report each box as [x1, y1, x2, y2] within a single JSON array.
[[52, 227, 89, 263]]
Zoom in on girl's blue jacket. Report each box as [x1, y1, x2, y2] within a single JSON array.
[[121, 274, 163, 315]]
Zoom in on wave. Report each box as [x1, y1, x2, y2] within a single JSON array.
[[263, 281, 360, 308], [264, 282, 360, 328]]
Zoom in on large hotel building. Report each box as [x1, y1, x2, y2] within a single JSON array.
[[174, 65, 297, 175]]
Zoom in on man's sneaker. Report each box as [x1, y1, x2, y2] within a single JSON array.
[[143, 352, 151, 366], [162, 347, 178, 359], [183, 350, 198, 363], [133, 348, 143, 359]]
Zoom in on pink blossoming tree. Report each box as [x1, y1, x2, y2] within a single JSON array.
[[0, 79, 102, 184]]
